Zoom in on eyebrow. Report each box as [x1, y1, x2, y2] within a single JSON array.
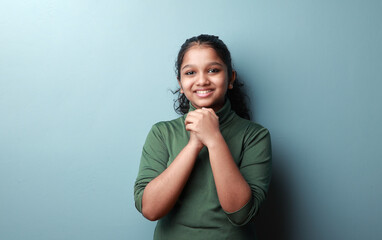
[[181, 62, 224, 71]]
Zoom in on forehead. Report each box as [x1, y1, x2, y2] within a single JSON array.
[[182, 45, 224, 66]]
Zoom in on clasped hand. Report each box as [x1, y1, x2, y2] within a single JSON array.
[[185, 108, 221, 148]]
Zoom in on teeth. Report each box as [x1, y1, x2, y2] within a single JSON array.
[[196, 90, 211, 94]]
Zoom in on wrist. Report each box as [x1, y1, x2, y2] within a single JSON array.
[[187, 139, 204, 152], [205, 132, 224, 149]]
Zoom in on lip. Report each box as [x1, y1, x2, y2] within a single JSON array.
[[194, 89, 213, 98]]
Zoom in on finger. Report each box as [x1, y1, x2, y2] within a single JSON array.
[[185, 123, 196, 131], [184, 117, 192, 125], [185, 114, 198, 125], [186, 112, 203, 125], [185, 112, 196, 121], [195, 108, 212, 117], [187, 110, 203, 118], [193, 109, 206, 115], [202, 108, 218, 119]]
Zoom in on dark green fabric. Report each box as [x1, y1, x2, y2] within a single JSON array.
[[134, 101, 272, 240]]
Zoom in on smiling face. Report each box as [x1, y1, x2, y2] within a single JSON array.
[[178, 45, 235, 112]]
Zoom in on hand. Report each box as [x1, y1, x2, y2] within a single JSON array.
[[188, 131, 204, 151], [185, 108, 221, 148]]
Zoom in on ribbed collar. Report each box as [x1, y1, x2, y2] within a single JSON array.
[[186, 100, 236, 128]]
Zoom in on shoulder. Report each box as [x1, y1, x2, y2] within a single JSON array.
[[143, 116, 185, 148], [149, 116, 185, 136], [152, 115, 185, 130], [233, 115, 270, 134], [232, 115, 271, 143]]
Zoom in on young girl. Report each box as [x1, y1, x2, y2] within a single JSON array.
[[134, 34, 272, 239]]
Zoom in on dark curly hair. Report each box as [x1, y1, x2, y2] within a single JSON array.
[[174, 34, 251, 120]]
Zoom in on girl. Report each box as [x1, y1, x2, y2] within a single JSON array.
[[134, 34, 272, 239]]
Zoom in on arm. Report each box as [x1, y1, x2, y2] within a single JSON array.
[[229, 126, 272, 225], [207, 134, 252, 212], [134, 124, 203, 221], [185, 109, 251, 212], [141, 133, 202, 221], [186, 109, 272, 225]]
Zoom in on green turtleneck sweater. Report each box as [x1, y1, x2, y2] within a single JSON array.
[[134, 101, 272, 240]]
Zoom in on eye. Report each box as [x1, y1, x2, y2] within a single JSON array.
[[208, 68, 220, 73], [185, 71, 195, 75]]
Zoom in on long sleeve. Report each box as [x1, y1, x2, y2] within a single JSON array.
[[224, 126, 272, 226], [134, 123, 169, 213]]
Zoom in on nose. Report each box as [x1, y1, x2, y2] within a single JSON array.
[[196, 72, 209, 85]]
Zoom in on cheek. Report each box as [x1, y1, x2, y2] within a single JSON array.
[[216, 74, 229, 88], [179, 81, 192, 94]]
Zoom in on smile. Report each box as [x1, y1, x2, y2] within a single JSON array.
[[196, 90, 212, 94], [195, 89, 213, 97]]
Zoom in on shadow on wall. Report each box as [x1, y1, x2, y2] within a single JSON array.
[[255, 161, 292, 240]]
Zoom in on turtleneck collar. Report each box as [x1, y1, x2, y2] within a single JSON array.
[[186, 100, 236, 128]]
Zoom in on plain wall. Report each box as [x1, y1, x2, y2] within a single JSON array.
[[1, 0, 381, 239]]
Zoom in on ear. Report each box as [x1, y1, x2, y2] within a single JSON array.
[[177, 78, 184, 94], [228, 71, 236, 89]]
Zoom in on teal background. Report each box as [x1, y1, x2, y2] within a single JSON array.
[[1, 0, 381, 239]]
